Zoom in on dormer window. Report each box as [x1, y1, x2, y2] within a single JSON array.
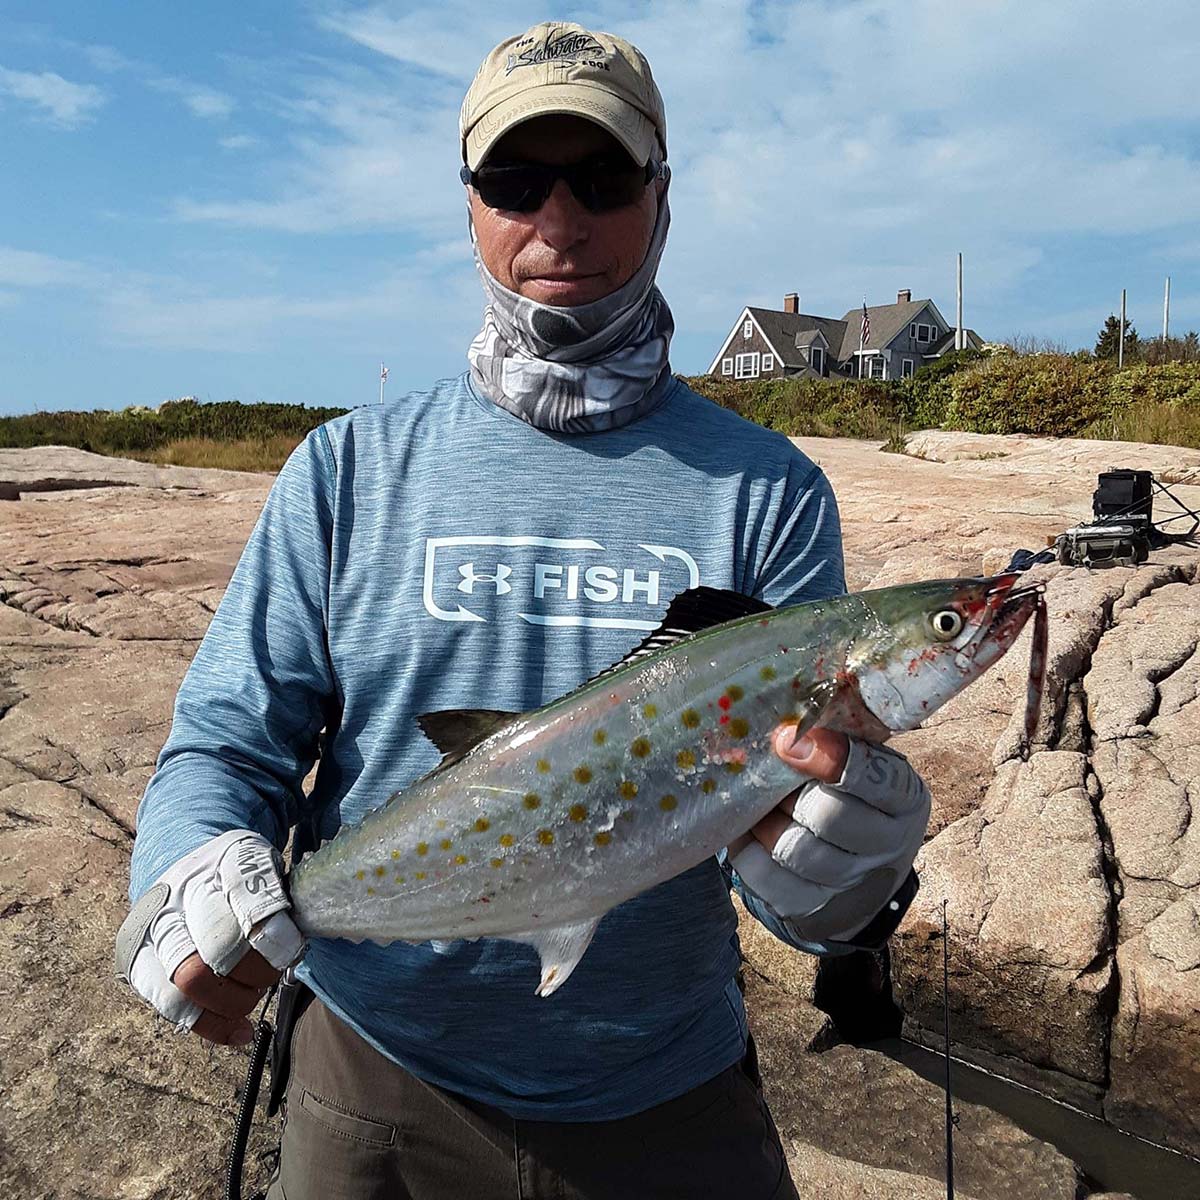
[[810, 347, 825, 374]]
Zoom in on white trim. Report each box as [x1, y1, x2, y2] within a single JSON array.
[[762, 352, 774, 371], [735, 351, 760, 379], [810, 346, 825, 375], [707, 308, 787, 374], [721, 357, 733, 375], [901, 357, 915, 378], [869, 355, 887, 380], [742, 319, 753, 338]]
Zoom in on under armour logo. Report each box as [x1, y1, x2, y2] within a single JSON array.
[[458, 562, 513, 595]]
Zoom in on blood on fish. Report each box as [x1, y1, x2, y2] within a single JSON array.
[[718, 695, 732, 711], [719, 715, 730, 725]]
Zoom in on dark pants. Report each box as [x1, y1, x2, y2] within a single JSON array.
[[266, 999, 799, 1200]]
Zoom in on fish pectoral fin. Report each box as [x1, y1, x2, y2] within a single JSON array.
[[508, 918, 601, 998], [416, 709, 523, 768]]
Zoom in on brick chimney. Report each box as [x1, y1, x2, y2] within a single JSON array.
[[897, 289, 912, 304], [783, 292, 800, 314]]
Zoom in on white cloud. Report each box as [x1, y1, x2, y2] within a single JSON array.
[[0, 66, 105, 127], [0, 246, 96, 288], [219, 133, 259, 150], [149, 76, 235, 119]]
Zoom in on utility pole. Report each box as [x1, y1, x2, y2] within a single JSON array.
[[1164, 277, 1171, 343], [1118, 290, 1127, 369], [956, 253, 964, 351]]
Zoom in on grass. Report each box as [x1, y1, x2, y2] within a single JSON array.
[[1078, 402, 1200, 450], [126, 435, 305, 472]]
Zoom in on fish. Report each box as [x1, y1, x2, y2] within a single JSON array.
[[288, 573, 1046, 996]]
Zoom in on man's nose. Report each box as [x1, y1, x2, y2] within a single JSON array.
[[532, 178, 589, 252]]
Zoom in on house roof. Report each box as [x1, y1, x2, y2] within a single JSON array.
[[834, 299, 932, 360], [927, 328, 983, 356], [746, 307, 848, 369]]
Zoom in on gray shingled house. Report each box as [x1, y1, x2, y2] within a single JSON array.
[[707, 290, 983, 382]]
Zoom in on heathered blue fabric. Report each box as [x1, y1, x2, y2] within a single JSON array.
[[129, 372, 847, 1121]]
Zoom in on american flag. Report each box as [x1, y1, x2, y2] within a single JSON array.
[[380, 363, 389, 382], [860, 301, 870, 348]]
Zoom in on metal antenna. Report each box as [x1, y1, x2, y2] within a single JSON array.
[[943, 899, 958, 1199]]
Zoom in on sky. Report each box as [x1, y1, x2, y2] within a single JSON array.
[[2, 0, 1199, 416]]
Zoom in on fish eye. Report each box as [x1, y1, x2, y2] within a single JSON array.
[[929, 608, 965, 640]]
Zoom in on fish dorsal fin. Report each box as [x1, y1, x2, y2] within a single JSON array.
[[416, 709, 520, 763], [606, 587, 775, 675]]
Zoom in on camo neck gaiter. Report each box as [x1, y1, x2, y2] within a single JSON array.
[[466, 177, 675, 434]]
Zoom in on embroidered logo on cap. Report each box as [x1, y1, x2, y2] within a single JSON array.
[[505, 30, 609, 75]]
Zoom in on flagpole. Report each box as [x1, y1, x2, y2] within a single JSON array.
[[379, 362, 386, 406]]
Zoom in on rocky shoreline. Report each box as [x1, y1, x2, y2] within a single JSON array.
[[2, 436, 1197, 1199]]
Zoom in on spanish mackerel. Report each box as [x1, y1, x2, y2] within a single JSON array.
[[289, 574, 1047, 995]]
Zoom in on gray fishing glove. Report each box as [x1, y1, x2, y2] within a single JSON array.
[[730, 738, 930, 943], [114, 829, 305, 1033]]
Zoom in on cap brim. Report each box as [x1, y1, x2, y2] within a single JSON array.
[[464, 83, 656, 170]]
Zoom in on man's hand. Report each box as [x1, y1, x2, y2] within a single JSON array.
[[728, 726, 931, 943], [114, 830, 306, 1045]]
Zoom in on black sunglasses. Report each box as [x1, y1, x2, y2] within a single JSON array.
[[460, 155, 660, 214]]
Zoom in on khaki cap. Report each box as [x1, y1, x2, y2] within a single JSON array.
[[461, 21, 667, 170]]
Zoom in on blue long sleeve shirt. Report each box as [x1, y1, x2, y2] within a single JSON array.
[[130, 373, 847, 1120]]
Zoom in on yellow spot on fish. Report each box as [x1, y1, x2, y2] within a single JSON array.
[[594, 832, 612, 846], [725, 761, 745, 775], [701, 779, 717, 794], [573, 765, 593, 784], [439, 838, 452, 851], [760, 665, 777, 681], [729, 717, 750, 739], [490, 858, 504, 868], [367, 886, 376, 896], [355, 870, 365, 881], [394, 875, 405, 884], [618, 780, 638, 799], [523, 793, 541, 810], [660, 795, 678, 812], [391, 849, 400, 860], [681, 709, 701, 729], [416, 842, 429, 856], [677, 749, 696, 769], [435, 819, 447, 830], [537, 829, 555, 845], [593, 729, 607, 746], [631, 737, 651, 758], [415, 871, 426, 881], [499, 833, 515, 847], [536, 759, 551, 774], [454, 854, 467, 865], [474, 817, 490, 833], [374, 866, 386, 878], [726, 685, 744, 702], [642, 703, 658, 719], [569, 804, 588, 822]]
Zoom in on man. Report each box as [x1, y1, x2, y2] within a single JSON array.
[[116, 22, 931, 1199]]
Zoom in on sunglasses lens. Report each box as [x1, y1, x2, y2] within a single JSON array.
[[474, 166, 552, 213], [578, 165, 645, 212]]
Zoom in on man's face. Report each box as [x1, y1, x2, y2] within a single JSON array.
[[469, 114, 660, 307]]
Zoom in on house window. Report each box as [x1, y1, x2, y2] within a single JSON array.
[[743, 319, 753, 339], [914, 323, 936, 343], [762, 353, 774, 371], [721, 357, 733, 375], [909, 323, 917, 339], [902, 357, 915, 378], [810, 347, 825, 375], [869, 356, 886, 379], [735, 352, 759, 379]]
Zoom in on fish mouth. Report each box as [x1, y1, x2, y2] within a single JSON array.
[[980, 571, 1049, 749]]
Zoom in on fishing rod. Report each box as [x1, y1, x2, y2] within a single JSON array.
[[943, 898, 959, 1199]]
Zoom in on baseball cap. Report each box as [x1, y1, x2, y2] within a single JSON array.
[[460, 21, 667, 170]]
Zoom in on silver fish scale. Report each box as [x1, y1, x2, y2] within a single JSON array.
[[288, 610, 856, 944]]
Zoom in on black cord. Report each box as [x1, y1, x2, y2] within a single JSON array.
[[224, 982, 279, 1200]]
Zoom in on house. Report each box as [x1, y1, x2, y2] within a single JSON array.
[[707, 290, 984, 382]]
